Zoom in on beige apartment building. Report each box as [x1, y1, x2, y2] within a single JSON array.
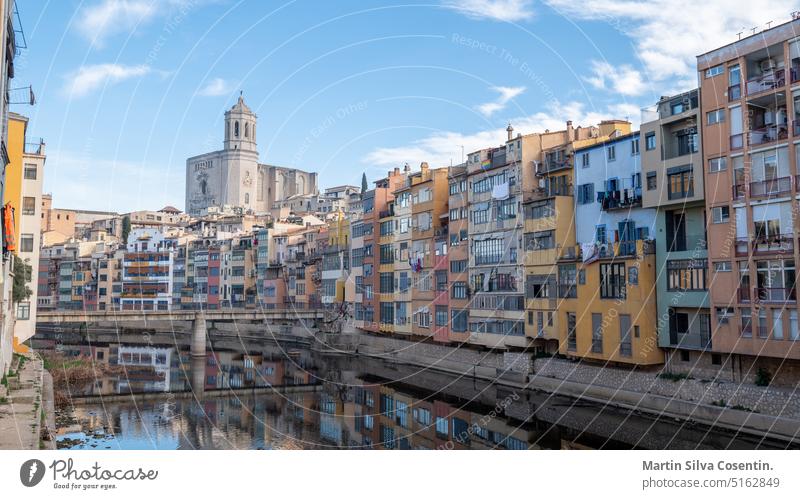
[[698, 18, 800, 384]]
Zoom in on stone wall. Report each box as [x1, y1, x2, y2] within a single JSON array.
[[533, 357, 800, 420]]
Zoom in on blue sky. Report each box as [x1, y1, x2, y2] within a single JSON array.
[[14, 0, 799, 212]]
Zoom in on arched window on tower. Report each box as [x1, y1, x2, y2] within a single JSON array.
[[244, 123, 249, 138], [234, 121, 240, 138], [245, 193, 250, 204]]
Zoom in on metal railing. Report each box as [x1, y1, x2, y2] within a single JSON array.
[[749, 176, 792, 198], [748, 124, 788, 146], [745, 69, 785, 95]]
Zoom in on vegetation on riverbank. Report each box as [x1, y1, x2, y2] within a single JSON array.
[[41, 353, 124, 406]]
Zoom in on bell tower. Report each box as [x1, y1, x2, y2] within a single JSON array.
[[224, 92, 257, 152]]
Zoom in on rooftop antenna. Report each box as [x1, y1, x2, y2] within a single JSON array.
[[737, 30, 743, 40], [766, 20, 773, 29], [751, 26, 758, 35]]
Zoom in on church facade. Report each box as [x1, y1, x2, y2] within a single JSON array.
[[185, 95, 318, 216]]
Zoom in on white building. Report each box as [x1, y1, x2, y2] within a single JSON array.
[[185, 94, 318, 216], [574, 131, 656, 253], [13, 139, 45, 345], [121, 228, 176, 311]]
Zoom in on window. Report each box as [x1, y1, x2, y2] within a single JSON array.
[[708, 157, 727, 172], [646, 172, 657, 190], [567, 313, 577, 351], [716, 307, 734, 325], [435, 306, 448, 326], [714, 261, 732, 272], [436, 270, 447, 291], [20, 234, 34, 253], [591, 313, 603, 353], [595, 225, 607, 244], [645, 132, 656, 150], [619, 314, 632, 357], [581, 153, 589, 168], [379, 272, 394, 294], [600, 263, 625, 299], [524, 230, 555, 251], [452, 282, 468, 299], [497, 199, 516, 219], [707, 109, 725, 125], [631, 139, 639, 155], [607, 145, 616, 161], [380, 302, 394, 324], [472, 205, 490, 224], [473, 238, 505, 265], [22, 196, 35, 215], [451, 309, 468, 331], [16, 302, 30, 320], [450, 260, 467, 273], [711, 206, 730, 223], [525, 199, 554, 219], [667, 259, 708, 291], [23, 164, 37, 179], [667, 168, 694, 200], [577, 183, 594, 204], [705, 64, 724, 78]]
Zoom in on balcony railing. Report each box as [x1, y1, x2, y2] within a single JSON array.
[[730, 134, 743, 150], [598, 189, 642, 211], [745, 69, 785, 96], [752, 234, 794, 255], [732, 183, 746, 199], [749, 176, 792, 198], [748, 124, 788, 146], [755, 287, 797, 302], [735, 238, 750, 257]]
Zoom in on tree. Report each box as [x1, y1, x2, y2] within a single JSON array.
[[360, 172, 368, 199], [12, 255, 32, 303], [121, 215, 131, 244]]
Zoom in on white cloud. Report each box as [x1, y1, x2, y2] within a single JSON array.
[[198, 78, 234, 97], [64, 64, 152, 98], [477, 85, 526, 116], [545, 0, 800, 89], [442, 0, 534, 22], [364, 100, 634, 167], [77, 0, 158, 45], [585, 60, 646, 96]]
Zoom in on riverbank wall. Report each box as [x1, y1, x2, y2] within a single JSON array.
[[320, 331, 800, 443]]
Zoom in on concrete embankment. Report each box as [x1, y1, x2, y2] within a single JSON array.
[[320, 332, 800, 443], [0, 352, 54, 450]]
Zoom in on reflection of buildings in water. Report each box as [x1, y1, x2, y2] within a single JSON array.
[[116, 345, 172, 393]]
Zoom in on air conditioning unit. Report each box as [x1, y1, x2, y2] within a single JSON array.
[[760, 58, 777, 72]]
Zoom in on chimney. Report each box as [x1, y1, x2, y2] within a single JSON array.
[[420, 162, 429, 175], [404, 162, 411, 173], [506, 123, 514, 142], [566, 120, 574, 139]]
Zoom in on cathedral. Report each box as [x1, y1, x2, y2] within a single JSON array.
[[185, 94, 318, 216]]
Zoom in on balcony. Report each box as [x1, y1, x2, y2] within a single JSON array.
[[749, 176, 792, 199], [755, 287, 797, 302], [752, 234, 793, 255], [597, 189, 642, 211], [732, 183, 746, 200], [746, 68, 785, 96], [748, 125, 788, 146], [557, 284, 576, 299]]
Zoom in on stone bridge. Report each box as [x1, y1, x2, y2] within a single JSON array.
[[37, 309, 329, 356]]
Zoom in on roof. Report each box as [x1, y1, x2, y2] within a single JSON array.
[[230, 94, 253, 114], [159, 205, 181, 214]]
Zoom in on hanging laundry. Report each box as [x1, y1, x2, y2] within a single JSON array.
[[491, 181, 510, 200], [3, 203, 15, 254], [582, 243, 598, 264]]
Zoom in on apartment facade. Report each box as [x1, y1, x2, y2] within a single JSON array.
[[121, 229, 176, 311], [567, 131, 663, 365], [447, 165, 469, 343], [698, 20, 800, 384], [641, 89, 712, 373]]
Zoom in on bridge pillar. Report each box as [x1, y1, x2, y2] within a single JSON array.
[[191, 313, 207, 357]]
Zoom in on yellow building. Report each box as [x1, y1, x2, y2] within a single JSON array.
[[523, 120, 633, 352]]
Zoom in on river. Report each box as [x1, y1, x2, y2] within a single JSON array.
[[33, 332, 797, 450]]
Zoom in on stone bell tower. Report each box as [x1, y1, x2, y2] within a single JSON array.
[[224, 92, 257, 152]]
